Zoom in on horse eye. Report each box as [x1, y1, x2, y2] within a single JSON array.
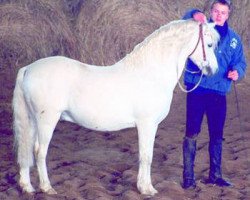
[[208, 44, 213, 48]]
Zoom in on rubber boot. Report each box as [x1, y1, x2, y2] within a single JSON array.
[[182, 136, 197, 189], [206, 139, 232, 187]]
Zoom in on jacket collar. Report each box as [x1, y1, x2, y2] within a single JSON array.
[[209, 19, 229, 38]]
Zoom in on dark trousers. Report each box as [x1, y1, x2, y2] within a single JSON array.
[[185, 92, 227, 140], [183, 92, 227, 182]]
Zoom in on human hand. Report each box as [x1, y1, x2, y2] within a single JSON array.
[[228, 70, 239, 81], [193, 12, 207, 24]]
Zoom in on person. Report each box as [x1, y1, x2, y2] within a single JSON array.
[[181, 0, 247, 189]]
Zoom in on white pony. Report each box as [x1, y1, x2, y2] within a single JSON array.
[[13, 20, 219, 196]]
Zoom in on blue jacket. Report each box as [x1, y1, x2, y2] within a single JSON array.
[[183, 9, 247, 95]]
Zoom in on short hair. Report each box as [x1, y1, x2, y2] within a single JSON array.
[[211, 0, 232, 10]]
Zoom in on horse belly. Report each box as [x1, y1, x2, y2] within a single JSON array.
[[66, 83, 173, 132], [62, 101, 136, 132]]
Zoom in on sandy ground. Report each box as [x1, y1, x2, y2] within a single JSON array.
[[0, 71, 250, 200]]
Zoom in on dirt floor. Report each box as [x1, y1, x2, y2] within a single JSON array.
[[0, 68, 250, 200]]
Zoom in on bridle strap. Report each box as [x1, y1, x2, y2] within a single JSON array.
[[187, 24, 201, 58], [178, 24, 207, 93], [200, 24, 207, 62], [188, 24, 206, 61]]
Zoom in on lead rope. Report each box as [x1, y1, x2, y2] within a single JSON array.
[[178, 70, 204, 93], [233, 82, 249, 173], [233, 82, 243, 133]]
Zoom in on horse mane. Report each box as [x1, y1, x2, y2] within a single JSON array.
[[131, 20, 191, 53], [119, 19, 219, 68]]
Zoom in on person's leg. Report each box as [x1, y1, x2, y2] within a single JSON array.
[[183, 92, 205, 189], [206, 93, 232, 186], [182, 136, 197, 189]]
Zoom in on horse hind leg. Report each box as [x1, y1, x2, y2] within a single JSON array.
[[16, 120, 36, 193], [35, 110, 60, 195], [18, 124, 36, 194], [19, 166, 35, 193], [136, 120, 158, 196]]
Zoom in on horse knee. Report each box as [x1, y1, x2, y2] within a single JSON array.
[[142, 156, 152, 164], [139, 150, 153, 165]]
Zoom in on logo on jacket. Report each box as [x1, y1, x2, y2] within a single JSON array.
[[230, 38, 238, 49]]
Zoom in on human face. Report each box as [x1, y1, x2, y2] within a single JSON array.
[[210, 3, 230, 26]]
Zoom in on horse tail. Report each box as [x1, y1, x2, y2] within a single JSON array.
[[13, 67, 35, 168]]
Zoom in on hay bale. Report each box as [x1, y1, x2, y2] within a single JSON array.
[[0, 0, 79, 68], [0, 0, 79, 99], [75, 0, 205, 65], [229, 0, 250, 55], [76, 0, 249, 65]]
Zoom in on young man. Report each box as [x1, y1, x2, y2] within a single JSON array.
[[182, 0, 247, 189]]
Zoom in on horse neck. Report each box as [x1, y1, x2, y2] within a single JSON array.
[[118, 22, 198, 88], [160, 24, 199, 83]]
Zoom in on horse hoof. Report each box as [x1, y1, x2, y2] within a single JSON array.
[[138, 185, 158, 196], [42, 187, 57, 195], [46, 188, 57, 195]]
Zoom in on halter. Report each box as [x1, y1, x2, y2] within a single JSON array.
[[189, 24, 207, 61], [178, 24, 207, 93]]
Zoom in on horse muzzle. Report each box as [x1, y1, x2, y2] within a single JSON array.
[[201, 61, 217, 76]]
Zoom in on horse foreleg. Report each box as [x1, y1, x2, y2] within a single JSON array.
[[36, 112, 59, 195], [136, 121, 158, 196]]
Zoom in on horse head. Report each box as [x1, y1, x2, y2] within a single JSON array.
[[188, 22, 220, 76]]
